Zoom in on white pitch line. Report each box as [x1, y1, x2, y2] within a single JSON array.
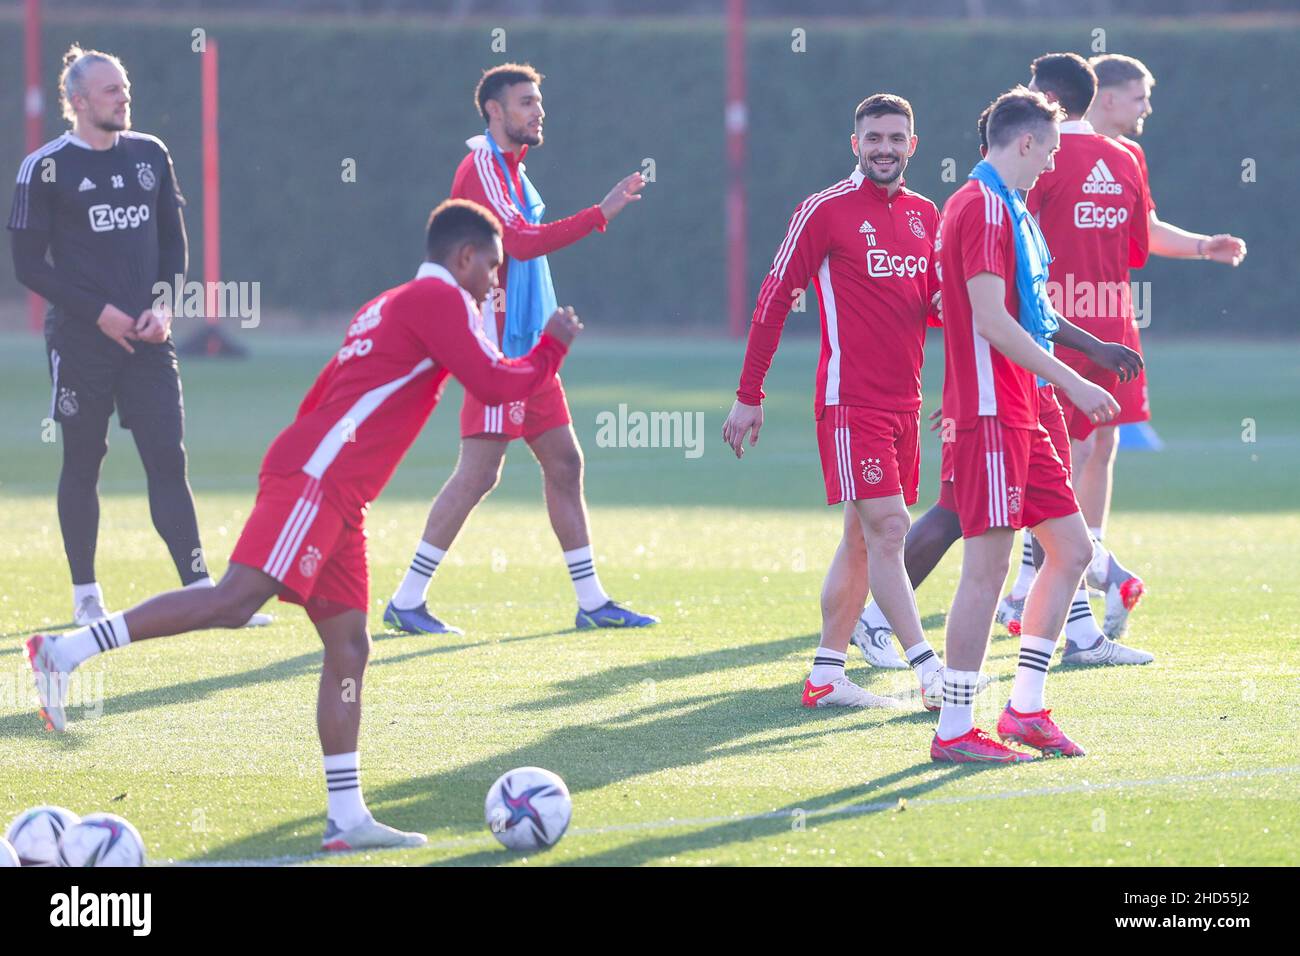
[[164, 763, 1300, 867]]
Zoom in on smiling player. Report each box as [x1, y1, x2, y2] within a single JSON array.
[[723, 94, 942, 710]]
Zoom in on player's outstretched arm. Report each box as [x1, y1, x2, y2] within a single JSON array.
[[430, 294, 579, 408], [597, 172, 645, 223], [464, 161, 639, 263], [1149, 212, 1247, 265], [1052, 314, 1144, 382], [968, 274, 1119, 427]]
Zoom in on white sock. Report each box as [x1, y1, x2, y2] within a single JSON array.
[[1088, 536, 1110, 583], [860, 599, 890, 630], [809, 645, 847, 685], [1011, 634, 1057, 713], [564, 545, 611, 612], [392, 541, 446, 609], [72, 582, 104, 606], [184, 576, 216, 589], [1089, 526, 1104, 542], [323, 751, 369, 830], [57, 613, 131, 670], [1064, 588, 1104, 650], [1010, 531, 1037, 599], [905, 640, 942, 686], [937, 669, 981, 739]]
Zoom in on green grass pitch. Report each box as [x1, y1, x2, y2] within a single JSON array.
[[0, 330, 1296, 866]]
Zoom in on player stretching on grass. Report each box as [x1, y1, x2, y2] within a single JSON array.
[[723, 94, 942, 711], [1061, 53, 1247, 632], [384, 63, 656, 635], [27, 200, 582, 852], [855, 91, 1150, 689], [930, 88, 1120, 762]]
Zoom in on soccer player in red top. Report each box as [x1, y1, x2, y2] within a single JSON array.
[[25, 199, 583, 851], [853, 96, 1146, 694], [980, 52, 1155, 662], [931, 87, 1122, 763], [384, 63, 657, 635], [1074, 53, 1246, 625], [723, 94, 942, 710]]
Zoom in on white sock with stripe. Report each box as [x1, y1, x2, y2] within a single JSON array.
[[56, 613, 131, 670], [565, 546, 611, 612], [1009, 531, 1037, 599], [1064, 588, 1104, 650], [1011, 634, 1057, 713], [810, 645, 847, 685], [905, 640, 942, 685], [72, 581, 104, 606], [392, 541, 447, 610], [323, 751, 369, 830], [860, 599, 890, 631], [937, 669, 981, 739]]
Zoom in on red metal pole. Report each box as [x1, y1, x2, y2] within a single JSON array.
[[725, 0, 748, 338], [201, 37, 220, 337], [25, 0, 43, 332]]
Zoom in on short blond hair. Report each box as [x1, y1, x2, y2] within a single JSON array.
[[59, 44, 127, 122], [1088, 54, 1155, 90]]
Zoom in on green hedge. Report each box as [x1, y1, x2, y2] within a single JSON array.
[[1, 14, 1293, 333]]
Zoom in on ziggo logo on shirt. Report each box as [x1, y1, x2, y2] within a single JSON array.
[[88, 203, 151, 232], [1073, 202, 1130, 229], [866, 249, 929, 278]]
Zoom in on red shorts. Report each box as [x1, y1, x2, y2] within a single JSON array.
[[936, 386, 1069, 511], [816, 404, 920, 506], [1057, 325, 1149, 440], [460, 374, 570, 441], [1112, 321, 1150, 426], [937, 438, 956, 512], [1037, 384, 1072, 475], [230, 473, 369, 618], [950, 416, 1078, 538]]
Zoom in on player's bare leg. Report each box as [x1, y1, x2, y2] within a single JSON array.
[[854, 501, 962, 670], [803, 504, 902, 709], [384, 437, 507, 634], [307, 610, 425, 851], [930, 528, 1035, 761], [994, 513, 1090, 757], [25, 564, 279, 731], [1070, 426, 1146, 635], [527, 424, 589, 550], [1070, 426, 1117, 535], [529, 424, 658, 628], [421, 436, 509, 551]]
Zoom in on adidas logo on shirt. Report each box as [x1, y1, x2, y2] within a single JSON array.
[[1082, 158, 1123, 195], [859, 219, 877, 247], [78, 177, 97, 192]]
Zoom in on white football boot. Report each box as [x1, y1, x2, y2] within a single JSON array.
[[321, 816, 428, 852], [921, 667, 993, 712], [851, 617, 908, 669], [73, 594, 109, 627], [802, 675, 905, 709], [25, 634, 70, 732], [1061, 636, 1154, 667]]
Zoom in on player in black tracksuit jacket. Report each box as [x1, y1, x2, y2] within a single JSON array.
[[9, 45, 266, 628]]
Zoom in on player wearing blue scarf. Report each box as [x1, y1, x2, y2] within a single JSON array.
[[931, 88, 1125, 766], [386, 63, 659, 636]]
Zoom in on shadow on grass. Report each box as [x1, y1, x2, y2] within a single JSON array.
[[436, 762, 998, 866], [200, 633, 945, 863]]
